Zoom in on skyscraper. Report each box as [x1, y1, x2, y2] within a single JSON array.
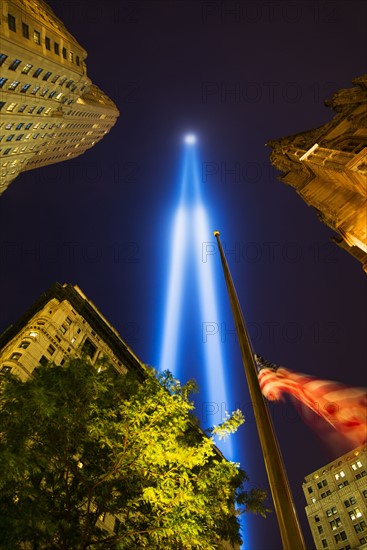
[[0, 0, 119, 194], [268, 75, 367, 272], [302, 446, 367, 550]]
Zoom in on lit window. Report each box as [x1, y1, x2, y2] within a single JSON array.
[[28, 106, 36, 113], [40, 88, 49, 96], [69, 51, 74, 63], [352, 461, 363, 470], [31, 85, 40, 94], [22, 23, 29, 39], [47, 344, 56, 355], [1, 366, 12, 374], [8, 81, 20, 91], [7, 103, 17, 112], [8, 59, 22, 70], [18, 104, 27, 113], [33, 30, 41, 45], [56, 92, 63, 100], [8, 14, 16, 32], [335, 471, 345, 480], [22, 63, 33, 74], [10, 352, 21, 361]]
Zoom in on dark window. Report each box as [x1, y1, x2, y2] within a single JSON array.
[[54, 42, 59, 55], [9, 59, 22, 70], [43, 71, 52, 81], [0, 54, 8, 66], [0, 78, 8, 88], [45, 36, 51, 50], [20, 83, 31, 93], [356, 471, 367, 479], [10, 352, 21, 360], [33, 67, 43, 78], [19, 341, 30, 349], [76, 55, 80, 66], [65, 80, 73, 88], [47, 344, 56, 355], [308, 487, 313, 494], [317, 525, 323, 534], [321, 539, 328, 548], [49, 90, 56, 98], [0, 102, 5, 111], [62, 47, 67, 59], [82, 338, 97, 359], [8, 14, 16, 32], [22, 23, 29, 38], [39, 355, 48, 367]]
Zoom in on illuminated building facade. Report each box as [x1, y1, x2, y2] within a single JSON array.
[[302, 446, 367, 550], [0, 0, 119, 194], [0, 282, 239, 549], [268, 75, 367, 272]]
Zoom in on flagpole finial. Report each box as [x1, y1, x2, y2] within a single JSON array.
[[214, 230, 220, 237]]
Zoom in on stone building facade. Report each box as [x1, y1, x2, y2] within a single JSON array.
[[0, 0, 119, 194], [268, 75, 367, 272]]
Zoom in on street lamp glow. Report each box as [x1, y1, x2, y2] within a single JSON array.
[[184, 134, 196, 144]]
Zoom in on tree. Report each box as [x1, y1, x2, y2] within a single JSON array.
[[0, 358, 268, 549]]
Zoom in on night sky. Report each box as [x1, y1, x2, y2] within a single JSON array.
[[1, 1, 367, 548]]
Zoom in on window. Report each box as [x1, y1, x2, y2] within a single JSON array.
[[62, 47, 67, 59], [65, 317, 72, 325], [22, 63, 33, 74], [22, 22, 29, 38], [0, 78, 8, 88], [9, 81, 20, 91], [7, 103, 17, 112], [28, 106, 36, 113], [19, 341, 30, 349], [45, 36, 51, 50], [82, 338, 97, 359], [18, 104, 27, 113], [10, 352, 21, 361], [334, 532, 347, 543], [69, 51, 74, 63], [1, 366, 12, 374], [66, 80, 73, 88], [326, 506, 338, 517], [321, 540, 328, 548], [16, 123, 24, 130], [0, 53, 8, 66], [8, 14, 16, 32], [33, 67, 43, 78], [356, 471, 367, 479], [9, 59, 22, 70], [317, 525, 323, 534], [321, 491, 331, 498], [349, 508, 362, 521], [20, 83, 31, 93], [354, 521, 366, 533], [363, 490, 367, 498], [59, 77, 67, 85], [16, 134, 24, 141], [47, 345, 56, 356], [76, 55, 80, 66], [60, 358, 65, 366], [31, 85, 40, 95], [25, 123, 32, 130], [33, 30, 41, 45], [54, 42, 59, 54], [51, 74, 60, 84], [360, 538, 367, 545], [6, 135, 14, 142], [59, 325, 67, 335], [344, 497, 357, 507], [43, 71, 52, 81], [317, 480, 328, 489], [39, 355, 48, 367], [338, 481, 349, 489], [352, 460, 363, 470], [308, 487, 313, 494], [315, 515, 320, 522], [335, 471, 345, 481], [49, 90, 56, 98], [330, 517, 342, 530]]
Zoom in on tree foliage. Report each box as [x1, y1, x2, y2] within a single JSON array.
[[0, 358, 268, 549]]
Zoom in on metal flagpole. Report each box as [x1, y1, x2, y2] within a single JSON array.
[[213, 231, 305, 550]]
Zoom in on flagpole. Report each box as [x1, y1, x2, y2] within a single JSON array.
[[213, 231, 305, 550]]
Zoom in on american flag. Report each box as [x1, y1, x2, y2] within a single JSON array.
[[255, 355, 367, 446]]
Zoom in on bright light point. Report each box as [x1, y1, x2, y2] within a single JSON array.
[[184, 134, 196, 144], [213, 230, 220, 237]]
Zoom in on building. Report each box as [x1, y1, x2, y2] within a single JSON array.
[[0, 0, 119, 194], [302, 446, 367, 550], [268, 75, 367, 272], [0, 282, 240, 549], [0, 282, 147, 536]]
